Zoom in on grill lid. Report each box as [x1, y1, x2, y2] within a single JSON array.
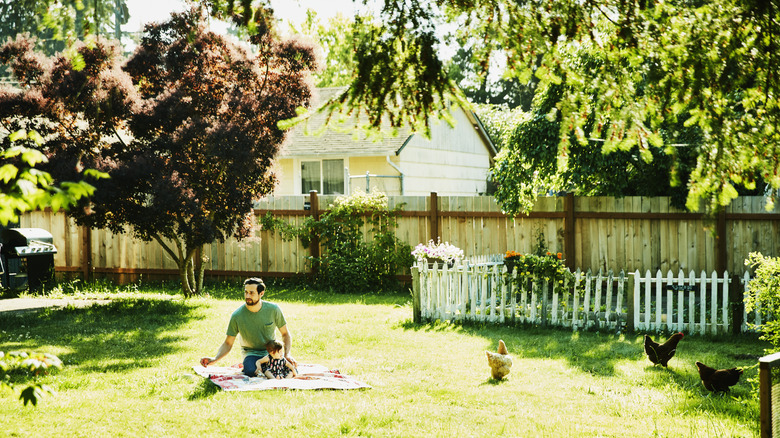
[[1, 228, 57, 256]]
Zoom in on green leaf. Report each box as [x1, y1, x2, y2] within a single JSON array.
[[20, 149, 47, 166], [0, 164, 19, 183], [8, 129, 27, 142]]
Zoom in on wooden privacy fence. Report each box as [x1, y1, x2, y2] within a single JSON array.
[[13, 193, 780, 283], [412, 262, 760, 335]]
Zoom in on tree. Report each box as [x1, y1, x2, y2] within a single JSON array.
[[288, 10, 356, 88], [210, 0, 780, 215], [446, 46, 534, 109], [0, 0, 129, 57], [491, 83, 704, 213], [0, 8, 318, 297]]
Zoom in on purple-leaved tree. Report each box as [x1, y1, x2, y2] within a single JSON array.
[[0, 7, 318, 296]]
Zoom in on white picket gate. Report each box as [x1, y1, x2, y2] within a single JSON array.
[[631, 270, 730, 335], [411, 262, 760, 335]]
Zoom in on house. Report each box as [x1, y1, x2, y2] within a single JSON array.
[[271, 87, 497, 196]]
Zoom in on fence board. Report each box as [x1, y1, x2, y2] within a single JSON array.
[[12, 194, 780, 285]]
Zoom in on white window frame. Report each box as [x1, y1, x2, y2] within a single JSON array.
[[297, 157, 347, 195]]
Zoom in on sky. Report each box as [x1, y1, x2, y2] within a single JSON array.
[[122, 0, 368, 33]]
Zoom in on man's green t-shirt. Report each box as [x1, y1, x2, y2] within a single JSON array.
[[226, 301, 287, 357]]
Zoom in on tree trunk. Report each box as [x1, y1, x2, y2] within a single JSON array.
[[178, 262, 193, 297], [193, 246, 206, 295], [152, 235, 208, 298]]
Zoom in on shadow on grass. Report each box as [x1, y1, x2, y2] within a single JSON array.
[[481, 378, 509, 386], [0, 298, 199, 384], [188, 378, 220, 400]]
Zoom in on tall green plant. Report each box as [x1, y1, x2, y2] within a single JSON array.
[[745, 252, 780, 352], [260, 190, 413, 293]]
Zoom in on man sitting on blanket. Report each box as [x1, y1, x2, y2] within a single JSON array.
[[200, 277, 297, 376]]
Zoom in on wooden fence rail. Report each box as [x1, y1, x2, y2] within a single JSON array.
[[12, 193, 780, 284], [412, 262, 760, 335]]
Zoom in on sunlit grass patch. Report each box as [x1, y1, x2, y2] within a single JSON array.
[[0, 282, 767, 437]]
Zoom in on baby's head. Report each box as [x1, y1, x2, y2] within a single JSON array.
[[265, 340, 284, 359]]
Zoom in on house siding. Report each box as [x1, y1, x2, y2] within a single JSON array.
[[347, 156, 402, 194], [397, 107, 492, 196], [272, 159, 295, 194]]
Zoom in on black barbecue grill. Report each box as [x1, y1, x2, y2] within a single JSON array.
[[1, 228, 57, 291]]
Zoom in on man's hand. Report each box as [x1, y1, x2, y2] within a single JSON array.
[[285, 354, 297, 368], [200, 357, 215, 367]]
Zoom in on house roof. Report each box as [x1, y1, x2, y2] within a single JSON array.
[[278, 87, 496, 159], [278, 87, 411, 158]]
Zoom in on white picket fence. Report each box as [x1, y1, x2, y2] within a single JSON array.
[[411, 261, 762, 335]]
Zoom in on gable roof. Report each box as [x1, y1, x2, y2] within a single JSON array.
[[278, 87, 410, 158], [278, 87, 496, 159]]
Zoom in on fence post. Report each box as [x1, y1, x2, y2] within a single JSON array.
[[309, 190, 320, 276], [730, 274, 744, 335], [716, 208, 727, 274], [627, 272, 635, 332], [412, 266, 421, 323], [430, 192, 439, 241], [564, 192, 575, 270], [759, 353, 780, 438], [81, 224, 92, 281]]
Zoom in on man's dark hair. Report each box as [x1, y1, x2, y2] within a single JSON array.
[[243, 277, 266, 293]]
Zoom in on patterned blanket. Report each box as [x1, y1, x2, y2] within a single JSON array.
[[193, 363, 371, 391]]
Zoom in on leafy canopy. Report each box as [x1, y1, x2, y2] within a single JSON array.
[[211, 0, 780, 214]]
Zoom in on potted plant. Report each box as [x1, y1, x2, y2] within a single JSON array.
[[412, 239, 463, 268]]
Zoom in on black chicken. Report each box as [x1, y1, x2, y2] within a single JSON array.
[[644, 332, 684, 367], [695, 361, 743, 393]]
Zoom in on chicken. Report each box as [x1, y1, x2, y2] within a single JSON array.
[[695, 361, 743, 393], [644, 332, 684, 367], [486, 339, 512, 380]]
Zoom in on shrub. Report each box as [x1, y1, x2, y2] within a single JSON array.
[[260, 190, 413, 293], [508, 251, 574, 288], [745, 252, 780, 351]]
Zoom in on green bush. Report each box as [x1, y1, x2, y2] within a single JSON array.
[[745, 252, 780, 351], [260, 190, 413, 293]]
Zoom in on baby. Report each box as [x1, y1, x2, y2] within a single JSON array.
[[255, 340, 297, 379]]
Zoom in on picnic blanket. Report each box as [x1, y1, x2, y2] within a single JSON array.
[[193, 363, 371, 391]]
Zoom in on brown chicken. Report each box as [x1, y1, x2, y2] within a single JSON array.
[[695, 361, 743, 393], [643, 332, 684, 367], [486, 339, 512, 380]]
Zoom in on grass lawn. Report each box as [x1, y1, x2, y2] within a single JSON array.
[[0, 282, 767, 437]]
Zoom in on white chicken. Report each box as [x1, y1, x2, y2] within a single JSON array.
[[486, 339, 512, 380]]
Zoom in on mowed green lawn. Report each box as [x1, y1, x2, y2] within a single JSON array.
[[0, 285, 766, 437]]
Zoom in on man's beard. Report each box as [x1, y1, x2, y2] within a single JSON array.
[[245, 298, 259, 306]]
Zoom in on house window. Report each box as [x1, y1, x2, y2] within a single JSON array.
[[301, 159, 344, 195]]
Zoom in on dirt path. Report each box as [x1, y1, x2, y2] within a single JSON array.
[[0, 298, 111, 313]]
